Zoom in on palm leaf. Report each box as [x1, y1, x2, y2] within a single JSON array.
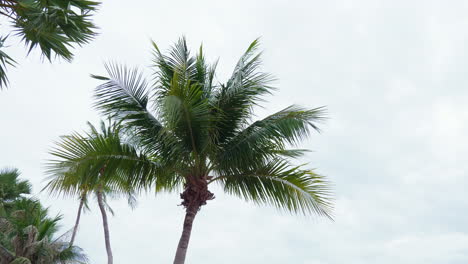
[[215, 105, 326, 174], [211, 39, 275, 144], [213, 158, 333, 218], [0, 35, 16, 88]]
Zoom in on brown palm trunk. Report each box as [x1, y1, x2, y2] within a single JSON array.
[[97, 190, 113, 264], [0, 244, 14, 263], [173, 204, 199, 264], [69, 197, 84, 246]]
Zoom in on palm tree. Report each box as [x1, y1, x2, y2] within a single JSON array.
[[0, 168, 32, 221], [84, 37, 333, 264], [0, 198, 88, 264], [0, 0, 100, 88], [0, 168, 31, 263], [45, 121, 142, 264], [0, 168, 31, 202]]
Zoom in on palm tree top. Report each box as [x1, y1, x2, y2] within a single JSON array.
[[0, 168, 31, 202], [87, 37, 333, 218], [44, 121, 140, 208]]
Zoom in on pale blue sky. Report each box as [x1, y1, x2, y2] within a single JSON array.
[[1, 0, 467, 263]]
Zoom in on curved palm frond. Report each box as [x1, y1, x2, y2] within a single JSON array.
[[45, 121, 180, 196], [12, 0, 99, 61], [0, 35, 16, 88], [210, 39, 276, 144], [92, 63, 186, 165], [215, 105, 326, 174], [212, 158, 332, 218], [159, 71, 213, 158], [152, 37, 202, 98], [151, 38, 216, 162]]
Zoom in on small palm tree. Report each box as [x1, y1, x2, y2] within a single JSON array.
[[0, 198, 88, 264], [45, 121, 142, 264], [80, 38, 332, 264]]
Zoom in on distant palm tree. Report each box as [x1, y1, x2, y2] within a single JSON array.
[[0, 198, 88, 264], [0, 168, 31, 202], [0, 168, 32, 263], [45, 121, 141, 264], [77, 38, 332, 264]]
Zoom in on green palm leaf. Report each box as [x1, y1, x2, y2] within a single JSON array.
[[213, 158, 332, 217], [0, 0, 99, 89], [215, 105, 325, 174]]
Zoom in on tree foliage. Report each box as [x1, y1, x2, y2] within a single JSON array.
[[0, 0, 100, 88], [89, 37, 333, 217], [0, 168, 88, 264]]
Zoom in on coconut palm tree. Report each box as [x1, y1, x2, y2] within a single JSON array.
[[80, 37, 333, 264], [0, 198, 88, 264], [45, 121, 143, 264], [0, 0, 100, 88]]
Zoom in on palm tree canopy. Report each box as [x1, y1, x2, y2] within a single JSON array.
[[0, 0, 100, 88], [0, 168, 31, 202], [0, 198, 88, 264], [87, 38, 332, 217], [45, 121, 142, 210]]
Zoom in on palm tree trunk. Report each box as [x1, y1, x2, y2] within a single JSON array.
[[0, 244, 14, 263], [97, 190, 113, 264], [173, 204, 199, 264], [69, 197, 84, 246]]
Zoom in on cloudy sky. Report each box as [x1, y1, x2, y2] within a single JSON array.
[[1, 0, 468, 263]]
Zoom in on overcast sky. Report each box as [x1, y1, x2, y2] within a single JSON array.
[[1, 0, 467, 263]]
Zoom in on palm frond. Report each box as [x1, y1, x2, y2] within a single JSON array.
[[13, 0, 99, 61], [92, 63, 180, 158], [211, 38, 276, 144], [212, 159, 333, 218], [45, 121, 179, 196], [159, 71, 213, 158], [0, 35, 16, 89], [215, 105, 326, 174]]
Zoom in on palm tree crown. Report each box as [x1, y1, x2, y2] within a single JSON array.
[[49, 37, 333, 264], [0, 168, 31, 202], [92, 38, 332, 216]]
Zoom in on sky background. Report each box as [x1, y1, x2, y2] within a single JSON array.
[[1, 0, 468, 263]]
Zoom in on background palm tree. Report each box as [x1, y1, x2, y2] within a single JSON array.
[[0, 0, 100, 88], [45, 121, 141, 264], [0, 198, 88, 264], [0, 167, 31, 263], [0, 168, 31, 202], [87, 37, 334, 264]]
